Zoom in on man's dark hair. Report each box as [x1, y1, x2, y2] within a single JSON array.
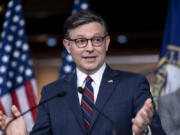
[[63, 11, 109, 39]]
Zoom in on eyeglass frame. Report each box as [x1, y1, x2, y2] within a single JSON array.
[[66, 35, 108, 48]]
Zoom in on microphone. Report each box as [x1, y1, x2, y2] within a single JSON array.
[[78, 87, 117, 135], [4, 91, 66, 135]]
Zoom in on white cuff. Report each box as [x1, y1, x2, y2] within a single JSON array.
[[132, 125, 152, 135]]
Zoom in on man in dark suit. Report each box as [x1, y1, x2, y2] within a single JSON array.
[[0, 11, 165, 135]]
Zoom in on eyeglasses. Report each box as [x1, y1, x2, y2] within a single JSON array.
[[68, 35, 108, 48]]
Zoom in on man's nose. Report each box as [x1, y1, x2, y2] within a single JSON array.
[[86, 40, 94, 51]]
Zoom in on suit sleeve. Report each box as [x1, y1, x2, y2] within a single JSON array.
[[132, 75, 166, 135], [30, 86, 52, 135], [158, 95, 180, 135]]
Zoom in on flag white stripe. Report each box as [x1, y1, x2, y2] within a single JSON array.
[[16, 85, 34, 131], [164, 64, 180, 95], [31, 79, 38, 100], [1, 94, 13, 117]]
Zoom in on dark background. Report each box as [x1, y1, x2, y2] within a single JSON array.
[[0, 0, 169, 58]]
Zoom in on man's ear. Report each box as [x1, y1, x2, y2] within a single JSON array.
[[105, 36, 110, 51], [63, 39, 71, 54]]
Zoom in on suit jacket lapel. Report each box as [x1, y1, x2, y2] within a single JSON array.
[[89, 66, 119, 131], [63, 73, 87, 133]]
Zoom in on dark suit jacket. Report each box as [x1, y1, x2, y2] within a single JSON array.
[[30, 66, 165, 135]]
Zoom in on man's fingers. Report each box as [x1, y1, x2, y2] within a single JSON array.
[[135, 110, 148, 126], [143, 98, 154, 123], [0, 111, 7, 130], [132, 117, 146, 134], [139, 110, 150, 125], [132, 98, 154, 134], [144, 98, 152, 106], [11, 105, 21, 117], [145, 105, 154, 121]]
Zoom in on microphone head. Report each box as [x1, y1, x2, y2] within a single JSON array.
[[77, 87, 84, 94], [57, 91, 66, 97]]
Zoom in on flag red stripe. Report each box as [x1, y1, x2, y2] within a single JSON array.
[[0, 100, 6, 115], [24, 81, 37, 122], [11, 90, 21, 117]]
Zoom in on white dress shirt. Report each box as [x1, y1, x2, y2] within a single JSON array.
[[76, 63, 106, 104]]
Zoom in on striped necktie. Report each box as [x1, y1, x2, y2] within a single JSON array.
[[81, 76, 94, 130]]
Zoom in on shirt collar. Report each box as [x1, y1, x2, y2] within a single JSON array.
[[76, 63, 106, 87]]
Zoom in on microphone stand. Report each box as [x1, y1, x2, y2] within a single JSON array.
[[78, 87, 117, 135], [4, 91, 66, 135]]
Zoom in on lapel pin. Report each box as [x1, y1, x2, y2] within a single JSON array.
[[107, 80, 113, 83]]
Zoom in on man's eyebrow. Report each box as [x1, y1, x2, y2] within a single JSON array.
[[93, 33, 103, 36], [71, 33, 103, 39], [71, 35, 85, 38]]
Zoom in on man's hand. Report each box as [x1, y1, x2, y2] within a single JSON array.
[[0, 105, 28, 135], [132, 98, 154, 135]]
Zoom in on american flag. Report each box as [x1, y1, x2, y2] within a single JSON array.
[[59, 0, 90, 78], [0, 0, 37, 132]]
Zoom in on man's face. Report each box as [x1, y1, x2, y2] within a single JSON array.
[[63, 22, 110, 74]]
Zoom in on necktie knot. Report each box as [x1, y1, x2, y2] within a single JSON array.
[[85, 76, 93, 84]]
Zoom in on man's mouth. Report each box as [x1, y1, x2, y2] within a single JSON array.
[[83, 56, 97, 61], [83, 56, 96, 59]]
